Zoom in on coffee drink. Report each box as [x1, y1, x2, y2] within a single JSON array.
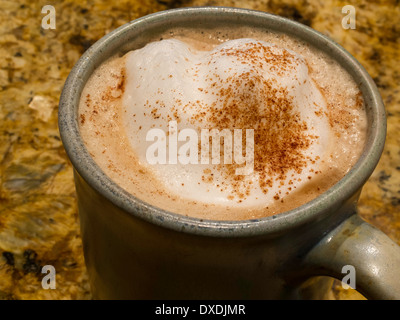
[[78, 26, 367, 220]]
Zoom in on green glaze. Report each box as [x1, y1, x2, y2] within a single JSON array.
[[59, 7, 399, 299]]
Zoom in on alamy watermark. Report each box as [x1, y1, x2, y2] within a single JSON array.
[[145, 121, 254, 175], [41, 265, 56, 289], [342, 5, 356, 30], [41, 5, 56, 30], [341, 264, 356, 290]]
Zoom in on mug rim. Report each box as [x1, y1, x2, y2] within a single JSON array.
[[58, 7, 386, 238]]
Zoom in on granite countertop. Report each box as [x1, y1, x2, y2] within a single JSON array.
[[0, 0, 398, 300]]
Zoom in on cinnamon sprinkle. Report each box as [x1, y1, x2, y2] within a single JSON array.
[[197, 41, 316, 199]]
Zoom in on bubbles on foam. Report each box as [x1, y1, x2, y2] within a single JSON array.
[[122, 38, 332, 208]]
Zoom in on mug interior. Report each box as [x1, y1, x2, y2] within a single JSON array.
[[58, 7, 386, 237]]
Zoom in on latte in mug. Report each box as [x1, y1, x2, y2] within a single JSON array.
[[78, 26, 367, 221]]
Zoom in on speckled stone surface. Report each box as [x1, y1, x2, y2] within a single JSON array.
[[0, 0, 398, 300]]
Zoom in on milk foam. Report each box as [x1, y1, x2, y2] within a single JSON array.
[[122, 39, 332, 207]]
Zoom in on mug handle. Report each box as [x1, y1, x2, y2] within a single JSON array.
[[302, 213, 400, 299]]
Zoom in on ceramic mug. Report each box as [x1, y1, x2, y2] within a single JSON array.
[[58, 7, 400, 299]]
